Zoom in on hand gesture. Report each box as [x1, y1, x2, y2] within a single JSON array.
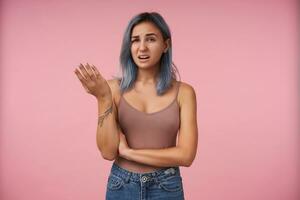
[[74, 63, 112, 101]]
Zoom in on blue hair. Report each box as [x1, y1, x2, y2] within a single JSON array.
[[113, 12, 181, 96]]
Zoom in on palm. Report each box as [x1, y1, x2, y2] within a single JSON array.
[[74, 63, 112, 99]]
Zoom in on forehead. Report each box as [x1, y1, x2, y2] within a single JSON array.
[[131, 21, 162, 37]]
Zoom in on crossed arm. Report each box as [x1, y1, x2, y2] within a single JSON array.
[[120, 145, 193, 167], [117, 83, 198, 167]]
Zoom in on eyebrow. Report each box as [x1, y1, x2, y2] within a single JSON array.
[[131, 33, 158, 39]]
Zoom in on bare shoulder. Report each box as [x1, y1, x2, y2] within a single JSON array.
[[177, 81, 197, 106], [107, 78, 121, 89], [106, 78, 121, 97]]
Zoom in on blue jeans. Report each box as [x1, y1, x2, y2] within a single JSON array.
[[105, 162, 185, 200]]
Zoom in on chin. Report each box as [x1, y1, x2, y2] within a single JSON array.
[[136, 63, 155, 69]]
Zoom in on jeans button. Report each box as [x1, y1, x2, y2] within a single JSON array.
[[141, 176, 148, 182]]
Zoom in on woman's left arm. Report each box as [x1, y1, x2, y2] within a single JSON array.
[[119, 83, 198, 167]]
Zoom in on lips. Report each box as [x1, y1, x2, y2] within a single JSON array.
[[138, 55, 150, 59]]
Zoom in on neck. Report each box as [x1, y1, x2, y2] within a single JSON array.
[[136, 66, 159, 85]]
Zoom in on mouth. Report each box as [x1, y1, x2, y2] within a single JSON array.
[[138, 55, 150, 61]]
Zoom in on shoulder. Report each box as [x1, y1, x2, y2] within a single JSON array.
[[177, 81, 196, 99], [107, 78, 121, 90], [107, 78, 121, 93], [106, 78, 121, 101], [177, 81, 197, 106]]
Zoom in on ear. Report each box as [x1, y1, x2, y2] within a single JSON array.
[[164, 38, 170, 53]]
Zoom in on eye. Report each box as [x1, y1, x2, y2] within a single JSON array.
[[147, 38, 156, 42], [131, 39, 139, 43]]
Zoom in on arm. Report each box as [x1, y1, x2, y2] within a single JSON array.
[[96, 79, 120, 161], [123, 146, 189, 167], [120, 83, 198, 167]]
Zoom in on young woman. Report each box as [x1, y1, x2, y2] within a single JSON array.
[[74, 12, 198, 200]]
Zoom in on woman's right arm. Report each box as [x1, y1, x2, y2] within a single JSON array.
[[96, 80, 120, 161], [74, 63, 120, 161]]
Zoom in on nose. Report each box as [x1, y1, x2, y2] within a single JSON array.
[[138, 40, 147, 51]]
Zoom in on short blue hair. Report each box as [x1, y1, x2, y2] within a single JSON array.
[[114, 12, 181, 96]]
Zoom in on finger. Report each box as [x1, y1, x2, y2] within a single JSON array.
[[91, 65, 103, 79], [90, 65, 99, 79], [79, 63, 91, 81], [86, 63, 96, 80], [74, 68, 87, 82], [74, 69, 87, 85], [74, 69, 90, 92], [119, 132, 125, 138], [77, 63, 88, 80]]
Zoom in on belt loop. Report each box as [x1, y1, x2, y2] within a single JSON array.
[[124, 172, 131, 183], [177, 167, 180, 175], [164, 167, 176, 175], [170, 168, 176, 174]]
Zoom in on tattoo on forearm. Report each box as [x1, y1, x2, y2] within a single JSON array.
[[98, 104, 113, 127]]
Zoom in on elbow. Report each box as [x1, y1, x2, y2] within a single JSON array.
[[97, 141, 119, 161], [182, 152, 196, 167], [103, 155, 116, 161], [99, 145, 119, 161], [178, 145, 197, 167], [183, 158, 193, 167], [102, 151, 118, 161]]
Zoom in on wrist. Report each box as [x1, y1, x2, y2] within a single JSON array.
[[97, 96, 113, 112], [97, 96, 112, 104], [123, 148, 134, 161], [97, 98, 113, 124]]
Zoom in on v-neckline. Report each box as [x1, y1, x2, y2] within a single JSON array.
[[120, 95, 178, 116]]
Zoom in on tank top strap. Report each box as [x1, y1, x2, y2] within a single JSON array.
[[175, 81, 180, 99]]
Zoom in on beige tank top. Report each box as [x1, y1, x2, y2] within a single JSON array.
[[113, 81, 181, 173]]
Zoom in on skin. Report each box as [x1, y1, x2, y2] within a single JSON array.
[[74, 21, 198, 167], [130, 21, 170, 84], [116, 21, 198, 167]]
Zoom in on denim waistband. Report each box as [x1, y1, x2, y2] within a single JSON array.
[[110, 162, 181, 184]]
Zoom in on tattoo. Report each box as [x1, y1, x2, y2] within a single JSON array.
[[98, 104, 113, 127]]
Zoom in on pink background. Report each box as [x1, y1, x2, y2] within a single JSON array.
[[0, 0, 299, 199]]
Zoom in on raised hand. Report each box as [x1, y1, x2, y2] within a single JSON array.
[[74, 63, 112, 101]]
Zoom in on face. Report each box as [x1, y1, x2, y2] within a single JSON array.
[[130, 21, 169, 69]]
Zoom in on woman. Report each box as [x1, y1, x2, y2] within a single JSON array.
[[74, 12, 198, 200]]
